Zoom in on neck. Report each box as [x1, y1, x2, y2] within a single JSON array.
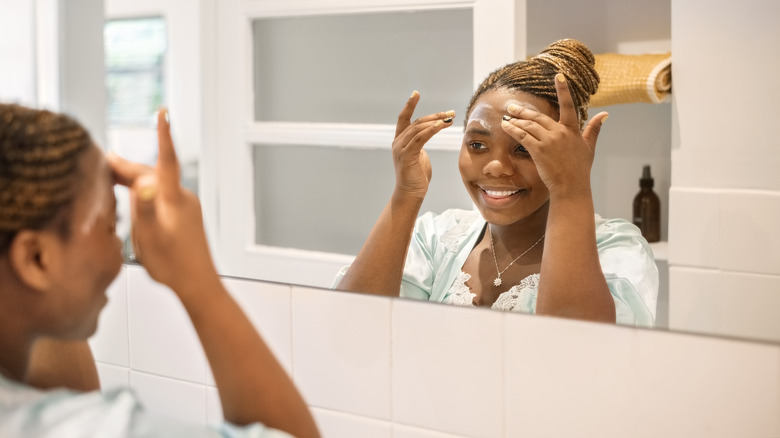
[[0, 330, 34, 382], [0, 265, 38, 382], [488, 201, 549, 252]]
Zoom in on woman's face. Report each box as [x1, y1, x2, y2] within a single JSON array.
[[43, 145, 123, 339], [458, 88, 559, 227]]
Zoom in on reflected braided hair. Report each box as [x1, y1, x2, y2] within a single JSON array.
[[466, 39, 600, 130], [0, 104, 92, 255]]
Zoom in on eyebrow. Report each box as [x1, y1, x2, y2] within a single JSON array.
[[464, 122, 492, 137]]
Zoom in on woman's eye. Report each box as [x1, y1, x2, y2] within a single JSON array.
[[515, 144, 528, 154], [469, 141, 486, 150]]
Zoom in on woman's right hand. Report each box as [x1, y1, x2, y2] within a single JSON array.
[[108, 109, 217, 297], [392, 91, 454, 201]]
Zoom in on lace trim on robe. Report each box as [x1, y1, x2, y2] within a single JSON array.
[[443, 271, 540, 311]]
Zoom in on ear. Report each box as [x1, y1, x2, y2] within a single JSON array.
[[7, 231, 58, 292]]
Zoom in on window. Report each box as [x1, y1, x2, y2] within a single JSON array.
[[104, 17, 166, 126]]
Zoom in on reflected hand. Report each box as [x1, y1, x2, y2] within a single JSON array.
[[108, 109, 216, 295], [392, 91, 454, 201], [501, 74, 608, 199]]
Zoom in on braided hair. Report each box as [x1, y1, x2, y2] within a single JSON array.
[[0, 104, 92, 255], [466, 39, 600, 130]]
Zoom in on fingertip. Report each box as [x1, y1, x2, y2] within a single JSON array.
[[555, 73, 566, 84], [136, 174, 159, 202], [410, 90, 419, 100], [601, 113, 609, 123], [158, 108, 169, 127]]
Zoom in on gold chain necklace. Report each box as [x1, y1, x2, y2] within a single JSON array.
[[488, 225, 545, 287]]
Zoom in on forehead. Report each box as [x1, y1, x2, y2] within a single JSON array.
[[72, 146, 113, 209], [467, 88, 557, 124], [77, 145, 111, 185]]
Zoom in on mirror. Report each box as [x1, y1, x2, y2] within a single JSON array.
[[96, 0, 779, 345]]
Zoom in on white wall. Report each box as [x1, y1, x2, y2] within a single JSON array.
[[0, 0, 105, 144], [668, 0, 780, 342], [0, 1, 37, 106], [91, 266, 780, 437]]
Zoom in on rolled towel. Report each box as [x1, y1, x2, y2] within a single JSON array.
[[589, 52, 672, 107]]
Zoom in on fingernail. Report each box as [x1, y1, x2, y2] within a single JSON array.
[[601, 114, 609, 123], [445, 110, 455, 117], [434, 120, 444, 128], [138, 184, 159, 202], [556, 73, 566, 83], [502, 114, 512, 121], [443, 118, 453, 123], [507, 103, 520, 113], [410, 90, 419, 99]]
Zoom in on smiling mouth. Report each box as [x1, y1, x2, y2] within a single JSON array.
[[481, 188, 522, 197]]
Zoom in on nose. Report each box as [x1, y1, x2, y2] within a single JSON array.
[[483, 152, 515, 177]]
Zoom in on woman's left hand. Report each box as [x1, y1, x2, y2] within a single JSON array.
[[500, 73, 608, 199]]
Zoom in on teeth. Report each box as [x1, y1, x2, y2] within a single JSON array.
[[484, 189, 519, 197]]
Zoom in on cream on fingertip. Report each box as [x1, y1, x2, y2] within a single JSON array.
[[138, 185, 159, 202]]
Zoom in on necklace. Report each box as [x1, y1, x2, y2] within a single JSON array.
[[488, 225, 545, 287]]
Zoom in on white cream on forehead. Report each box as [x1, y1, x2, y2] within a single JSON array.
[[468, 99, 542, 127], [78, 159, 112, 235]]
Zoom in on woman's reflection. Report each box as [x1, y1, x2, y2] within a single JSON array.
[[335, 39, 658, 327]]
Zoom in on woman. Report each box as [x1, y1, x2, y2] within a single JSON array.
[[336, 39, 657, 326], [0, 104, 320, 437]]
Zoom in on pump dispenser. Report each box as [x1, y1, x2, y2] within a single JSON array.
[[632, 165, 661, 242]]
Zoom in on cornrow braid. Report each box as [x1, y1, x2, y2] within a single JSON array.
[[0, 104, 92, 255], [466, 39, 600, 130]]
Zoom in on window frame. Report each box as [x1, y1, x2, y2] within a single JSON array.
[[212, 0, 526, 286]]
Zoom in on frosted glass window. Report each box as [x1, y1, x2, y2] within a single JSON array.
[[252, 9, 473, 125], [253, 144, 473, 255], [104, 17, 166, 126]]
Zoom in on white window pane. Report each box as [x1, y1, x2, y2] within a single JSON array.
[[252, 144, 473, 255], [105, 17, 166, 126], [252, 9, 473, 125]]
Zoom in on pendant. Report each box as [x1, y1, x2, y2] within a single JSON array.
[[493, 277, 502, 287]]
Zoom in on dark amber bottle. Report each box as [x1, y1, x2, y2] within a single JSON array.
[[632, 165, 661, 242]]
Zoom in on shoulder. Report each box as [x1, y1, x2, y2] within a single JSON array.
[[416, 208, 482, 234], [595, 214, 645, 244], [414, 209, 483, 251]]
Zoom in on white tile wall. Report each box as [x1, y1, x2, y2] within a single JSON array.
[[632, 329, 780, 438], [504, 314, 635, 438], [392, 299, 503, 438], [206, 278, 293, 385], [292, 286, 392, 420], [206, 386, 222, 425], [98, 270, 780, 437], [722, 272, 780, 343], [393, 424, 469, 438], [95, 362, 130, 390], [668, 188, 720, 268], [223, 278, 292, 373], [90, 267, 129, 366], [126, 265, 208, 384], [129, 370, 208, 426], [311, 407, 392, 438], [668, 267, 722, 335], [721, 191, 780, 276]]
